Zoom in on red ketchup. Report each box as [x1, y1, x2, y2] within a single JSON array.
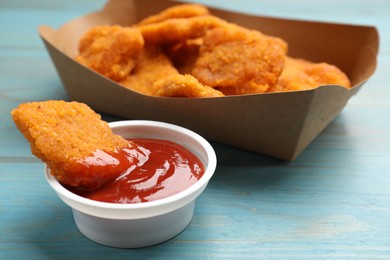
[[66, 138, 205, 204]]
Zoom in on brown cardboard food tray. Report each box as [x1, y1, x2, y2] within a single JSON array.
[[38, 0, 379, 161]]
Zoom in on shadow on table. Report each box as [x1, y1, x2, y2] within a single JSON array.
[[206, 113, 354, 193], [211, 141, 286, 167], [209, 142, 296, 192]]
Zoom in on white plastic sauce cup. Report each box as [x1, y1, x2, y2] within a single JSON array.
[[45, 120, 217, 248]]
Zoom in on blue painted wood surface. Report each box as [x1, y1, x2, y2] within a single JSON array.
[[1, 0, 389, 258]]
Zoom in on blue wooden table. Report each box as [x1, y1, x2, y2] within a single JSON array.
[[1, 0, 389, 258]]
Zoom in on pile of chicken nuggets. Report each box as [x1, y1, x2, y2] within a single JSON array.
[[76, 4, 351, 98]]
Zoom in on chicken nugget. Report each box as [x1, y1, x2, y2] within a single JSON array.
[[120, 45, 178, 95], [76, 25, 144, 82], [268, 57, 351, 92], [152, 74, 224, 97], [11, 100, 135, 190], [138, 15, 227, 44], [138, 3, 210, 25], [191, 24, 287, 94]]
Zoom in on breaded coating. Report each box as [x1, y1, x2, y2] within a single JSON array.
[[120, 45, 178, 95], [268, 57, 351, 92], [11, 100, 130, 189], [191, 24, 287, 93], [137, 4, 210, 25], [138, 15, 227, 44], [152, 74, 224, 97], [76, 25, 144, 82], [164, 38, 203, 74]]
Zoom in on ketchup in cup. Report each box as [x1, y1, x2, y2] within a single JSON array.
[[65, 138, 205, 204]]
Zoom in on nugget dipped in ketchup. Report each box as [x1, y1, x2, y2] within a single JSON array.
[[11, 100, 205, 203], [11, 100, 137, 190]]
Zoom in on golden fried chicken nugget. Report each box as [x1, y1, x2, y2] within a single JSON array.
[[137, 3, 210, 25], [120, 45, 178, 95], [191, 24, 287, 94], [138, 15, 227, 44], [268, 57, 351, 92], [76, 25, 144, 82], [152, 74, 224, 97], [11, 100, 132, 190]]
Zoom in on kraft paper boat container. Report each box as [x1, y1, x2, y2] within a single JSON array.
[[38, 0, 379, 161]]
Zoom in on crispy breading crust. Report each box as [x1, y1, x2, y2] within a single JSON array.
[[268, 57, 351, 92], [76, 25, 144, 82], [11, 100, 129, 188], [137, 4, 210, 25], [164, 38, 203, 74], [191, 24, 287, 93], [152, 74, 224, 97], [138, 15, 227, 44], [120, 45, 178, 95]]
